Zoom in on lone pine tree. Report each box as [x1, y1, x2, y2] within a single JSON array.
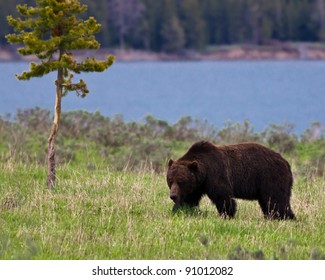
[[6, 0, 114, 189]]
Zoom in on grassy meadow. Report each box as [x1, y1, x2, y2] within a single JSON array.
[[0, 108, 324, 259], [0, 161, 324, 260]]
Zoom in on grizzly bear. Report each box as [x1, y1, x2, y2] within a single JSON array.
[[167, 141, 295, 220]]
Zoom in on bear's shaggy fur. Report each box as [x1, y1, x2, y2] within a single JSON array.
[[167, 141, 295, 220]]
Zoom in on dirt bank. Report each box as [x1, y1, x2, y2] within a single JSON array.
[[2, 43, 325, 62]]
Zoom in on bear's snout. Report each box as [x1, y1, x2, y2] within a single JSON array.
[[170, 193, 178, 202], [170, 183, 180, 203]]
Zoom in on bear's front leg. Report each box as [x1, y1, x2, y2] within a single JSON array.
[[207, 184, 237, 218], [213, 196, 237, 218]]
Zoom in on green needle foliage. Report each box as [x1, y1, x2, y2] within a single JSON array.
[[6, 0, 114, 189]]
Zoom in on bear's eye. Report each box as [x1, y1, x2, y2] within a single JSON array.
[[177, 180, 186, 187]]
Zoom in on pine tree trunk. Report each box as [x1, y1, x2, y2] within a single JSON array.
[[47, 66, 63, 189]]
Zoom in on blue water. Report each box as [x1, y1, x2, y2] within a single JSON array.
[[1, 61, 324, 133]]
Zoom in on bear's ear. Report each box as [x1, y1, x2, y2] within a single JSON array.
[[188, 161, 198, 172], [168, 159, 174, 167]]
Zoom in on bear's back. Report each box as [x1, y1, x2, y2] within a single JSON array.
[[183, 141, 292, 183]]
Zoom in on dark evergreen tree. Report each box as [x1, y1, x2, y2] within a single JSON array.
[[109, 0, 147, 49], [177, 0, 206, 49], [318, 0, 325, 41], [160, 0, 185, 52]]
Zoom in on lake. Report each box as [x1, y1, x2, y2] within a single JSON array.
[[1, 61, 324, 134]]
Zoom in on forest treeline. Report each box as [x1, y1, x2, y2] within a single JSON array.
[[2, 0, 325, 52]]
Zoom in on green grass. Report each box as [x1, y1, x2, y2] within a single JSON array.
[[0, 161, 324, 260]]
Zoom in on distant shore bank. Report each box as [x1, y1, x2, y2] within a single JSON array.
[[2, 43, 325, 62]]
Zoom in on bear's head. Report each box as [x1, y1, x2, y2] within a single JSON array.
[[166, 159, 204, 207]]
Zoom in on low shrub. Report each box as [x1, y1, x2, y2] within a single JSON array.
[[1, 107, 324, 173]]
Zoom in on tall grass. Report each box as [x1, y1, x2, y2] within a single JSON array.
[[0, 161, 324, 260]]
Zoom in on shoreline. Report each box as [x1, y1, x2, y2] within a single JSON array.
[[2, 43, 325, 62]]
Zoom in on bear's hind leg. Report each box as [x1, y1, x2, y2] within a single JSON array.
[[283, 206, 295, 220], [214, 197, 237, 218], [258, 197, 295, 220], [258, 197, 271, 219], [278, 203, 295, 220], [258, 197, 280, 219]]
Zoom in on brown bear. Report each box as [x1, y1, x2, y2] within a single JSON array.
[[167, 141, 295, 220]]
